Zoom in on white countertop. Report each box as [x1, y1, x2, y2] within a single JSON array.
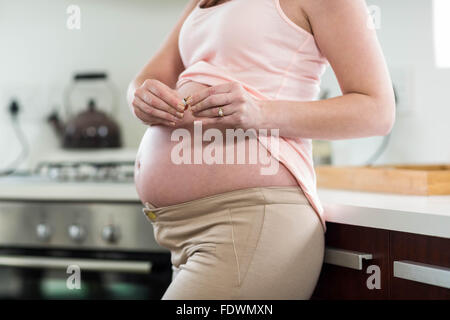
[[0, 177, 139, 202], [0, 177, 448, 238], [318, 189, 450, 239]]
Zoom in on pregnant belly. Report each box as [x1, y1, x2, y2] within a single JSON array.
[[134, 81, 298, 207]]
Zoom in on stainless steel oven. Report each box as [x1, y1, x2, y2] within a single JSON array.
[[0, 201, 171, 300]]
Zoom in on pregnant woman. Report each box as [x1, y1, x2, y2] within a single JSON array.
[[127, 0, 395, 299]]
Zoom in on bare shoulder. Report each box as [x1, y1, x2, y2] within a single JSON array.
[[276, 0, 367, 35], [300, 0, 368, 18], [301, 0, 356, 11]]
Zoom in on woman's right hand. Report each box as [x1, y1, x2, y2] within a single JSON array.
[[131, 79, 187, 127]]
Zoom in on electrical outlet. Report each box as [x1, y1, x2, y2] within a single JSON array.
[[1, 84, 50, 122], [0, 85, 21, 124]]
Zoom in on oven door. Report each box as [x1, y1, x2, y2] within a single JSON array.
[[0, 249, 172, 300]]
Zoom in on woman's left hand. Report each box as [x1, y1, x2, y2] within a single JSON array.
[[189, 81, 264, 129]]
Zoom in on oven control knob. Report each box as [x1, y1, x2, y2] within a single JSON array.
[[68, 224, 86, 242], [36, 223, 52, 241], [101, 225, 120, 243]]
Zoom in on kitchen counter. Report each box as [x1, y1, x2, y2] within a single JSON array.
[[0, 177, 139, 202], [319, 189, 450, 239], [0, 177, 449, 238]]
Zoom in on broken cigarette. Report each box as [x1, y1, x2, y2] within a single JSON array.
[[183, 96, 192, 110]]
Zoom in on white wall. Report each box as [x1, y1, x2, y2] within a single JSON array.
[[0, 0, 449, 170], [0, 0, 186, 169], [325, 0, 450, 165]]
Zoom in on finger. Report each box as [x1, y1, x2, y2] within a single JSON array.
[[191, 93, 234, 113], [144, 79, 185, 112], [134, 106, 176, 127], [194, 105, 236, 118], [189, 82, 236, 107], [133, 106, 157, 124], [136, 90, 183, 119], [133, 96, 180, 123]]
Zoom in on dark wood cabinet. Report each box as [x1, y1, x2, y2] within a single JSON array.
[[312, 223, 390, 299], [312, 222, 450, 300], [390, 231, 450, 299]]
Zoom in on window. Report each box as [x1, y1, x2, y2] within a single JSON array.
[[433, 0, 450, 68]]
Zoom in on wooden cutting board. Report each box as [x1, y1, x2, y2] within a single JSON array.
[[315, 165, 450, 195]]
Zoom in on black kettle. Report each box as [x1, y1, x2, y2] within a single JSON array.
[[48, 73, 122, 149]]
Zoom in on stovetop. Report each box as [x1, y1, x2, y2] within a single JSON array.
[[0, 160, 140, 202], [3, 160, 136, 184], [34, 160, 136, 183]]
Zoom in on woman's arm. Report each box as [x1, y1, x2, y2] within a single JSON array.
[[259, 0, 396, 139], [190, 0, 395, 139], [126, 0, 200, 126], [262, 0, 395, 139]]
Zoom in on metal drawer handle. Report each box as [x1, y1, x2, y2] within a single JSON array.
[[394, 260, 450, 289], [324, 247, 373, 270], [0, 255, 152, 274]]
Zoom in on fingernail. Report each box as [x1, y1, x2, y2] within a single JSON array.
[[171, 122, 176, 126], [177, 102, 185, 112], [176, 112, 184, 118], [185, 96, 193, 105]]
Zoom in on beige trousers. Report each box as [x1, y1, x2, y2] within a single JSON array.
[[143, 186, 325, 300]]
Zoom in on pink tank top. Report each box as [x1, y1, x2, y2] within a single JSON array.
[[177, 0, 328, 230]]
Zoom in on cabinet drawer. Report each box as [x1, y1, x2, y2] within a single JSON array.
[[390, 231, 450, 299], [312, 223, 390, 300]]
